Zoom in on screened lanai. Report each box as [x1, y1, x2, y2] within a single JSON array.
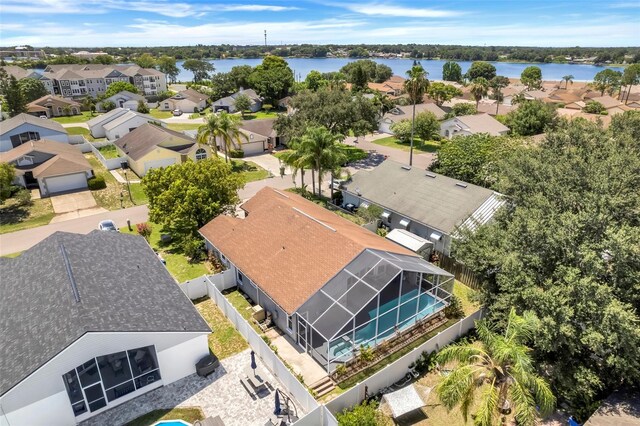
[[296, 249, 454, 373]]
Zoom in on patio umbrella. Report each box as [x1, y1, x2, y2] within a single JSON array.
[[250, 350, 257, 376], [274, 389, 282, 415]]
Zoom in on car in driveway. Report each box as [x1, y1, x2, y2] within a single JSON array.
[[172, 109, 183, 116], [98, 220, 119, 232]]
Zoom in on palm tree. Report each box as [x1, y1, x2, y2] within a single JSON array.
[[278, 138, 308, 191], [197, 113, 222, 157], [404, 65, 429, 166], [469, 77, 489, 109], [217, 111, 248, 163], [490, 76, 510, 115], [298, 126, 346, 198], [435, 308, 555, 426], [561, 74, 574, 90]]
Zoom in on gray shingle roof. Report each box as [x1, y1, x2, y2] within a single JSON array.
[[114, 123, 195, 161], [0, 113, 67, 135], [0, 231, 210, 396], [343, 160, 502, 234]]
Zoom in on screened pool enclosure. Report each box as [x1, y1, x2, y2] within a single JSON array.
[[295, 249, 453, 373]]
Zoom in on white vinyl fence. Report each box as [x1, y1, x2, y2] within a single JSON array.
[[74, 140, 126, 170], [325, 309, 484, 416], [204, 277, 320, 416], [179, 270, 235, 299]]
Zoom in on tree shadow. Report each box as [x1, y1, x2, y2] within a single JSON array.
[[0, 201, 31, 225]]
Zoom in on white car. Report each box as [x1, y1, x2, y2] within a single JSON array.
[[98, 220, 119, 232], [172, 109, 183, 116]]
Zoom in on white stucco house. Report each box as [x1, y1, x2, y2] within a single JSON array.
[[212, 89, 262, 113], [95, 90, 146, 112], [440, 114, 510, 139], [378, 103, 446, 135], [159, 89, 208, 113], [0, 231, 211, 426], [0, 113, 69, 152], [86, 108, 164, 139]]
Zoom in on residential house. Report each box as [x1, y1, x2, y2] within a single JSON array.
[[239, 118, 281, 155], [114, 124, 210, 177], [476, 101, 518, 116], [0, 66, 55, 95], [342, 160, 505, 255], [583, 390, 640, 426], [378, 104, 446, 134], [367, 78, 404, 98], [0, 231, 210, 425], [200, 187, 454, 373], [159, 89, 209, 113], [212, 89, 262, 113], [0, 139, 93, 196], [95, 90, 146, 112], [0, 113, 69, 152], [439, 114, 509, 139], [86, 108, 163, 139], [26, 95, 81, 118]]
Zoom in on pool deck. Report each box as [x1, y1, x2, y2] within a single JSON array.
[[80, 349, 305, 426]]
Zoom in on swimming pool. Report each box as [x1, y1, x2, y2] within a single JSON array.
[[152, 421, 191, 426]]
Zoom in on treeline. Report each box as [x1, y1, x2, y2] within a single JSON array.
[[5, 44, 639, 66]]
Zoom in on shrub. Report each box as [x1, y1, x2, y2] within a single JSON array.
[[336, 400, 382, 426], [583, 100, 606, 114], [136, 222, 153, 241], [14, 187, 32, 206], [229, 149, 244, 158], [101, 100, 115, 112], [136, 100, 149, 114], [334, 364, 347, 378], [358, 345, 375, 363], [182, 236, 204, 261], [262, 104, 273, 112], [356, 204, 383, 223], [444, 294, 464, 319], [376, 227, 388, 238], [87, 176, 106, 190]]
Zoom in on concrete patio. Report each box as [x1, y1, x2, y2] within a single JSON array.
[[266, 329, 328, 386], [81, 348, 306, 426]]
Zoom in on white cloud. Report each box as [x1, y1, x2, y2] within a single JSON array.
[[218, 5, 300, 12], [338, 2, 463, 18]]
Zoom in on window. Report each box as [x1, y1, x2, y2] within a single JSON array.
[[195, 148, 207, 161], [237, 271, 245, 285], [62, 345, 161, 416], [10, 131, 40, 148], [287, 315, 293, 332]]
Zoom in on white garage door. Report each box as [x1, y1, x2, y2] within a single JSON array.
[[144, 158, 176, 174], [44, 173, 88, 194]]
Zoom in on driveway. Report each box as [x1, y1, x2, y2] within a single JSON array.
[[50, 190, 98, 213]]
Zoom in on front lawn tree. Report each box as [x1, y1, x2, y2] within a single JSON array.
[[520, 66, 543, 90], [465, 61, 497, 81], [143, 159, 244, 248], [183, 59, 215, 82], [414, 111, 440, 142], [217, 111, 247, 163], [390, 119, 412, 141], [435, 309, 555, 426], [18, 78, 49, 103], [505, 99, 557, 135], [233, 93, 252, 118], [1, 75, 26, 117], [442, 61, 463, 82], [0, 163, 15, 204], [104, 81, 139, 98], [297, 126, 347, 198], [404, 64, 429, 166], [427, 82, 462, 106]]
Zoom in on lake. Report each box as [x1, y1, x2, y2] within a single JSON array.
[[175, 57, 623, 83]]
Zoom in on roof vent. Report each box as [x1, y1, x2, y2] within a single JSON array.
[[401, 165, 411, 171], [455, 182, 468, 188], [426, 172, 436, 178], [59, 242, 81, 303]]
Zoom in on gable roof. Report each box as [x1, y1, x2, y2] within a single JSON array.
[[172, 89, 208, 103], [114, 123, 195, 160], [27, 95, 80, 108], [589, 95, 622, 109], [0, 139, 91, 178], [1, 65, 39, 80], [0, 231, 210, 396], [103, 90, 145, 102], [102, 110, 156, 131], [476, 102, 518, 116], [444, 114, 510, 135], [0, 113, 67, 135], [240, 118, 277, 138], [382, 103, 446, 122], [86, 107, 129, 128], [344, 159, 504, 234], [199, 187, 415, 314]]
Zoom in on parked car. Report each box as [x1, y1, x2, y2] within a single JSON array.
[[172, 109, 183, 116], [98, 220, 118, 232]]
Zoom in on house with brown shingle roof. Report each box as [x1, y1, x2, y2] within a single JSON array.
[[440, 113, 510, 138], [0, 139, 93, 196], [26, 95, 81, 118], [158, 89, 209, 113], [378, 103, 446, 134], [199, 187, 454, 373]]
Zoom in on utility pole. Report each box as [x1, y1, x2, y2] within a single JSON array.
[[264, 30, 267, 47]]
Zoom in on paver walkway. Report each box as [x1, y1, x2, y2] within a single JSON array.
[[110, 170, 141, 184], [81, 349, 305, 426]]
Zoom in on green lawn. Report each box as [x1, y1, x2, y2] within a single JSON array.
[[0, 196, 55, 234], [166, 123, 203, 132], [65, 126, 96, 141], [120, 221, 209, 282], [51, 111, 98, 124], [148, 109, 173, 119], [242, 110, 279, 120], [373, 136, 440, 153], [1, 251, 23, 258], [97, 144, 120, 159], [194, 296, 249, 359], [230, 159, 270, 183], [453, 280, 480, 316], [85, 154, 146, 210], [225, 290, 263, 334], [125, 407, 204, 426]]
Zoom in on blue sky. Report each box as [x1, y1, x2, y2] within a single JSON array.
[[1, 0, 638, 47]]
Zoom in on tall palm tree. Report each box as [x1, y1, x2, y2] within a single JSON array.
[[197, 113, 222, 157], [278, 138, 308, 191], [490, 76, 510, 115], [404, 65, 429, 166], [298, 126, 346, 198], [561, 74, 574, 90], [435, 308, 555, 426], [469, 77, 489, 109], [217, 111, 248, 163]]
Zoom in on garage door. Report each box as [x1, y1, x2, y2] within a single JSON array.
[[44, 173, 88, 195], [144, 158, 176, 174]]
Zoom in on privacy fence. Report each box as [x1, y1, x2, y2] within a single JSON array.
[[73, 139, 125, 170], [436, 252, 483, 290]]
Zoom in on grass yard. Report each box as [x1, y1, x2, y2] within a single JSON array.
[[65, 126, 96, 141], [453, 280, 480, 317], [148, 108, 173, 119], [166, 122, 203, 132], [85, 154, 147, 210], [51, 111, 97, 124], [0, 196, 55, 234], [373, 136, 440, 153], [97, 144, 120, 159], [120, 221, 209, 282], [225, 289, 263, 334], [242, 110, 280, 120], [1, 252, 23, 258], [125, 407, 205, 426], [194, 297, 249, 359], [230, 159, 270, 183]]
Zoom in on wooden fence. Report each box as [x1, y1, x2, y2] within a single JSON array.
[[436, 252, 483, 290]]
